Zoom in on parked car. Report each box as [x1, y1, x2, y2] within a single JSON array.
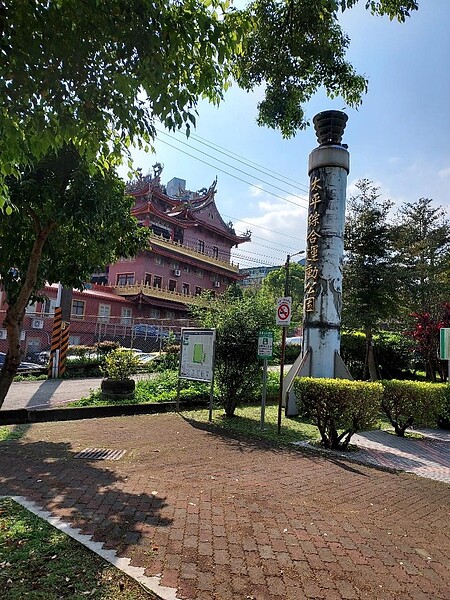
[[285, 336, 303, 346], [136, 353, 158, 364], [0, 352, 45, 373], [132, 324, 169, 339]]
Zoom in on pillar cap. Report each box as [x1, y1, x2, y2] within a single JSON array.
[[313, 110, 348, 146]]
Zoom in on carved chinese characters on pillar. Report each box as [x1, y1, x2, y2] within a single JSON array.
[[304, 176, 322, 313]]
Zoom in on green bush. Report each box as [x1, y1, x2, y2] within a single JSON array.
[[148, 345, 180, 372], [376, 332, 415, 379], [340, 331, 366, 379], [381, 379, 446, 436], [340, 330, 415, 380], [438, 385, 450, 429], [294, 377, 382, 450], [102, 349, 140, 380], [135, 371, 209, 403], [95, 340, 120, 356]]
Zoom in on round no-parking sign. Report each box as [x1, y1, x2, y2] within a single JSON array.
[[276, 297, 292, 326]]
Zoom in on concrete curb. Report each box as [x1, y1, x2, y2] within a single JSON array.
[[0, 400, 207, 425]]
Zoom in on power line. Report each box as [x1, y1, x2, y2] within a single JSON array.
[[168, 128, 311, 194], [156, 137, 308, 209], [222, 213, 306, 243], [250, 234, 304, 252]]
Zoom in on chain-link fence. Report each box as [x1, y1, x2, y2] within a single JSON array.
[[0, 312, 196, 364]]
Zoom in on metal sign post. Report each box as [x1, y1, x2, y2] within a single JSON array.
[[258, 331, 273, 430], [276, 296, 292, 434]]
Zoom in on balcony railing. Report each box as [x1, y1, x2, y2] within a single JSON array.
[[149, 232, 239, 273], [113, 283, 210, 306]]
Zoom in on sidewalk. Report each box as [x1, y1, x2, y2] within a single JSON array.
[[1, 377, 103, 411], [1, 413, 449, 599]]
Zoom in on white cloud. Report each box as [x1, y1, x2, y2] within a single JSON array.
[[438, 166, 450, 179], [249, 185, 264, 197], [231, 198, 308, 268]]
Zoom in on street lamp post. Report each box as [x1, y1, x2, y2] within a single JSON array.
[[277, 250, 305, 434]]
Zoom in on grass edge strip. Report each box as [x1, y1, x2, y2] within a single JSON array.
[[0, 495, 180, 600]]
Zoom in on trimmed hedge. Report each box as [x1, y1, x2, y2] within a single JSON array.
[[340, 330, 415, 380], [294, 377, 382, 450], [381, 379, 446, 436], [438, 385, 450, 429]]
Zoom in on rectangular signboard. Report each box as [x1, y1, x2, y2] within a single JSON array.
[[179, 328, 215, 382], [440, 328, 450, 360], [258, 330, 274, 359]]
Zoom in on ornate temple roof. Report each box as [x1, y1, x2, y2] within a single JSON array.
[[126, 165, 251, 245]]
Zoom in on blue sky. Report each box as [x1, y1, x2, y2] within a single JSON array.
[[122, 1, 449, 270]]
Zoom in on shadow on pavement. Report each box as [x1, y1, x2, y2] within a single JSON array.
[[182, 414, 376, 477], [0, 438, 172, 555], [25, 379, 64, 409]]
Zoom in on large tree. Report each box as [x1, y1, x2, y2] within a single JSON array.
[[260, 262, 305, 326], [0, 0, 246, 206], [1, 0, 419, 205], [393, 198, 450, 317], [0, 146, 148, 405], [343, 179, 399, 380], [235, 0, 419, 137]]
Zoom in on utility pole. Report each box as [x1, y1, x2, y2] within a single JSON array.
[[277, 250, 304, 434]]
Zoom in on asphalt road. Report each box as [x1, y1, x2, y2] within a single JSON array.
[[1, 378, 103, 411]]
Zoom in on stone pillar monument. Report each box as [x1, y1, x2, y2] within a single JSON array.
[[284, 110, 352, 414], [300, 110, 352, 378]]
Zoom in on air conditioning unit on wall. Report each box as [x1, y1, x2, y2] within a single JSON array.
[[31, 318, 44, 329], [214, 281, 220, 288], [174, 269, 181, 277]]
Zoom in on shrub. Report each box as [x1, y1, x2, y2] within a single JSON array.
[[381, 379, 446, 436], [340, 331, 366, 379], [102, 349, 140, 380], [438, 385, 450, 429], [148, 344, 180, 372], [68, 344, 96, 361], [95, 340, 120, 357], [192, 293, 273, 416], [294, 377, 382, 450], [340, 330, 415, 380]]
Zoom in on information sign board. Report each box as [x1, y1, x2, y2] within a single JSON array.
[[258, 330, 274, 359], [179, 328, 215, 382], [440, 328, 450, 360]]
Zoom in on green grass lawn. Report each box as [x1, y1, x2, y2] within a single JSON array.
[[0, 425, 29, 442], [0, 498, 157, 599], [182, 402, 320, 446]]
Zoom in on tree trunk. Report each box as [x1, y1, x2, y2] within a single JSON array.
[[0, 224, 56, 407], [364, 327, 379, 381]]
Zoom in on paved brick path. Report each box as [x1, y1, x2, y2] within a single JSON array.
[[346, 429, 450, 484], [1, 413, 449, 599]]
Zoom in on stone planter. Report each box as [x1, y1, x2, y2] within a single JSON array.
[[101, 378, 135, 400]]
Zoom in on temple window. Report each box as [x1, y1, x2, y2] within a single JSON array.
[[116, 273, 135, 285]]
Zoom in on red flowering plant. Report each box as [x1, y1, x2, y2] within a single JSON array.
[[407, 303, 450, 382]]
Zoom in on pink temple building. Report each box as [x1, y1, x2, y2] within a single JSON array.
[[107, 167, 251, 320], [0, 168, 250, 358]]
